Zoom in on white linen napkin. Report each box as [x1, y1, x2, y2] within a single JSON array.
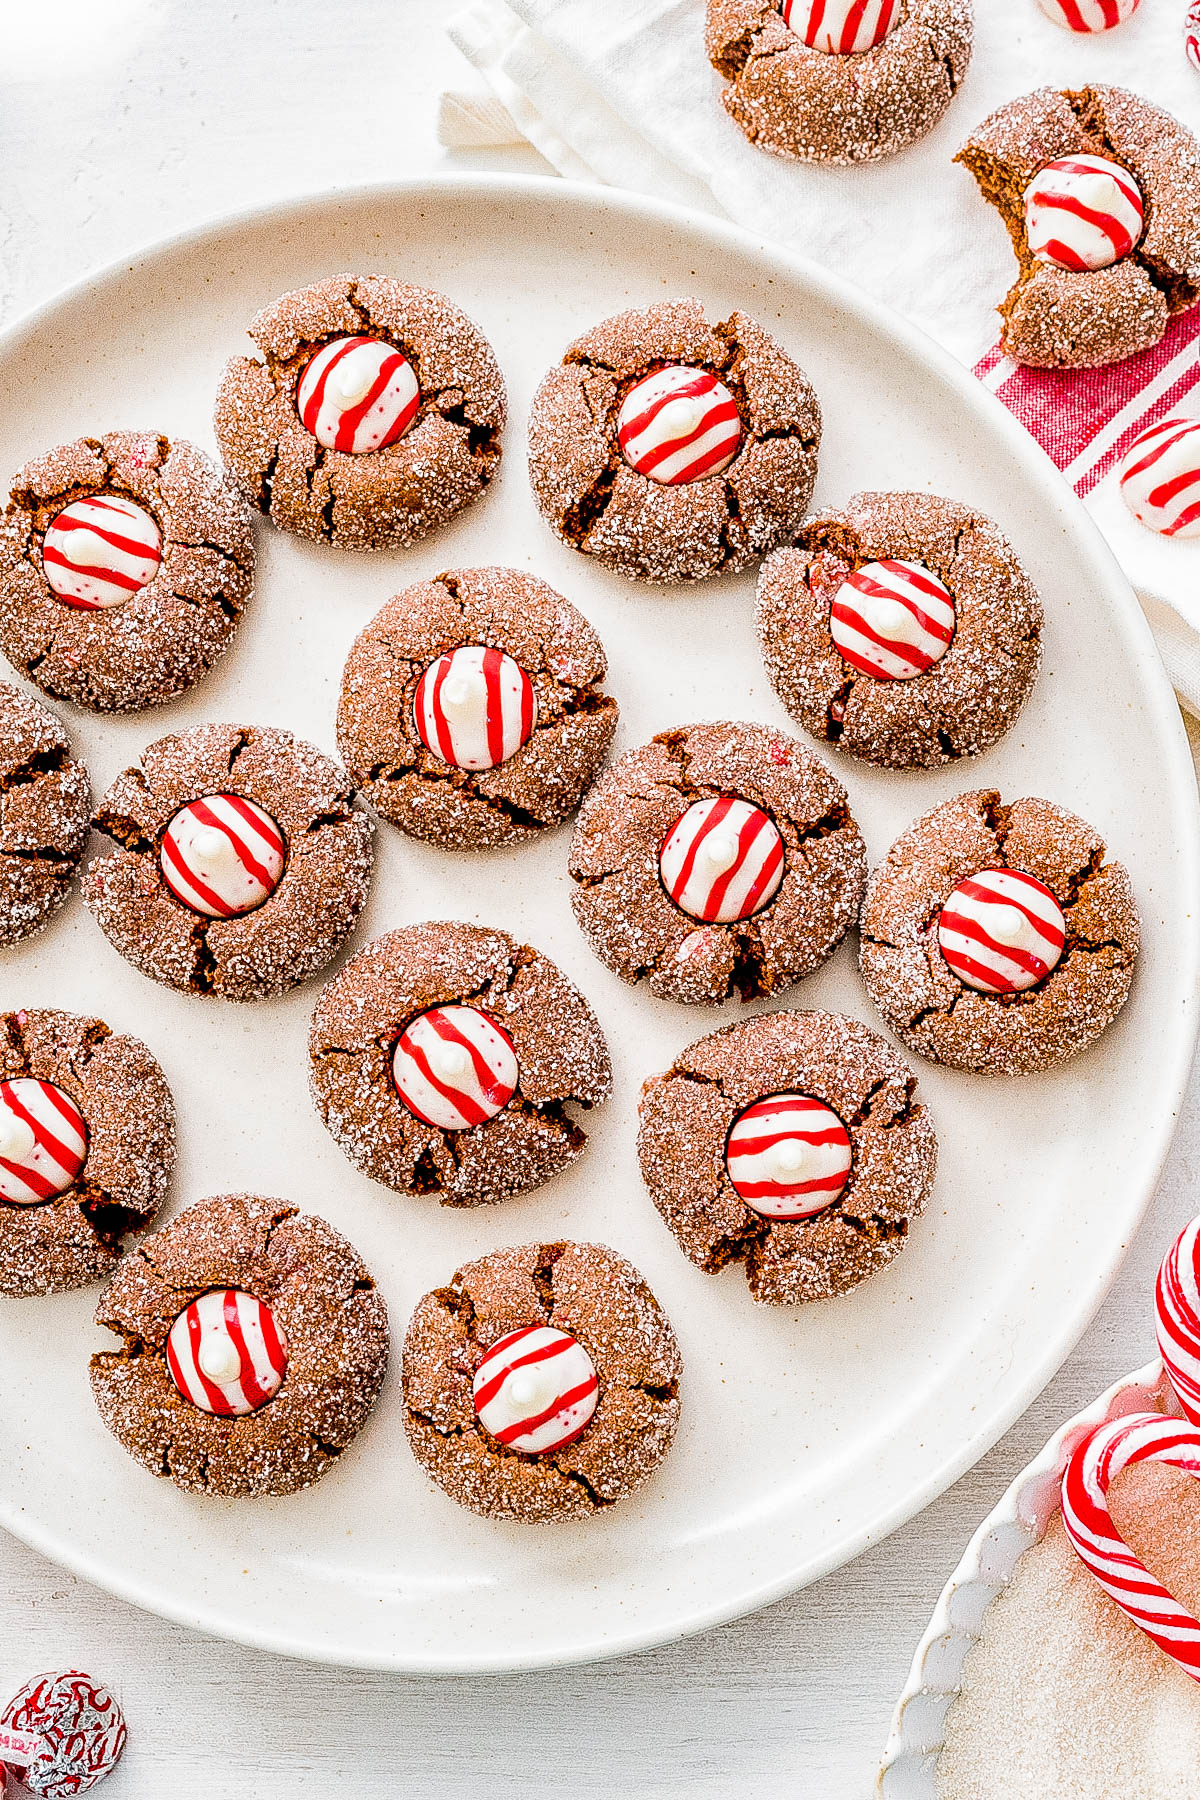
[[443, 0, 1200, 711]]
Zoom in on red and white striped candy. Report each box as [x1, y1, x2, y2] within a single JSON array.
[[617, 365, 742, 485], [413, 645, 537, 772], [296, 335, 420, 455], [1119, 416, 1200, 539], [659, 796, 785, 924], [829, 559, 956, 681], [938, 867, 1066, 995], [160, 794, 285, 919], [166, 1288, 288, 1418], [391, 1005, 518, 1131], [1036, 0, 1140, 28], [781, 0, 898, 52], [1024, 154, 1144, 273], [472, 1324, 599, 1454], [0, 1670, 126, 1799], [42, 494, 161, 611], [1189, 2, 1200, 70], [725, 1092, 852, 1220], [1062, 1412, 1200, 1683], [0, 1079, 87, 1206], [1157, 1217, 1200, 1426]]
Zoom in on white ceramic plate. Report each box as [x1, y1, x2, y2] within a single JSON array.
[[0, 176, 1196, 1674]]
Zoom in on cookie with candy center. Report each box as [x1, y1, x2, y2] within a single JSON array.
[[41, 494, 161, 611], [937, 867, 1066, 995], [159, 793, 286, 919], [782, 0, 899, 53], [725, 1092, 852, 1220], [829, 557, 956, 681], [1036, 0, 1140, 29], [472, 1323, 599, 1453], [1025, 154, 1144, 272], [659, 796, 785, 924], [295, 334, 420, 455], [1119, 416, 1200, 539], [0, 1671, 126, 1799], [616, 366, 743, 486], [391, 1005, 519, 1130], [0, 1077, 87, 1206], [166, 1287, 289, 1418], [412, 644, 537, 772]]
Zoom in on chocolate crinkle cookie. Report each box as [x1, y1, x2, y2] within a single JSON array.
[[213, 274, 505, 551], [0, 430, 254, 713], [527, 297, 821, 583], [309, 921, 612, 1205], [402, 1240, 682, 1523], [0, 683, 91, 945], [859, 789, 1140, 1076], [89, 1194, 389, 1498], [336, 566, 618, 849], [638, 1010, 936, 1305], [756, 491, 1043, 768], [0, 1008, 175, 1298], [84, 722, 374, 1002], [957, 85, 1200, 369], [568, 720, 866, 1005], [706, 0, 973, 165]]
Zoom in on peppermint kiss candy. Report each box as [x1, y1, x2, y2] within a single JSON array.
[[725, 1093, 852, 1220], [1024, 154, 1144, 272], [938, 868, 1066, 995], [1157, 1217, 1200, 1425], [1036, 0, 1140, 27], [166, 1287, 288, 1418], [0, 1079, 87, 1206], [829, 558, 956, 681], [472, 1324, 599, 1453], [1062, 1413, 1200, 1683], [296, 334, 420, 454], [413, 644, 537, 772], [391, 1005, 519, 1130], [1119, 416, 1200, 539], [781, 0, 898, 52], [160, 794, 285, 918], [42, 494, 162, 611], [616, 365, 742, 485], [0, 1670, 126, 1798], [659, 796, 785, 924], [1189, 2, 1200, 71]]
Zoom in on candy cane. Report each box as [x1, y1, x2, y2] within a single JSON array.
[[1061, 1413, 1200, 1681], [1157, 1216, 1200, 1424], [1188, 2, 1200, 71]]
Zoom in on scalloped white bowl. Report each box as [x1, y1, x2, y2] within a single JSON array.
[[877, 1358, 1183, 1796]]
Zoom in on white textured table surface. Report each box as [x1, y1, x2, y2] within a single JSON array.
[[2, 6, 1198, 1797]]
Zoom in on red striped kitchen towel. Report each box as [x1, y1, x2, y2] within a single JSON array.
[[974, 306, 1200, 498]]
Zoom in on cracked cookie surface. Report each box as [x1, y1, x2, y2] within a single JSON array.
[[309, 920, 612, 1204], [89, 1193, 389, 1498], [336, 566, 618, 849], [527, 297, 821, 583], [568, 720, 866, 1005], [859, 789, 1140, 1075], [1, 1007, 175, 1298], [213, 274, 506, 550], [638, 1009, 936, 1304], [705, 0, 973, 165], [956, 85, 1200, 368], [0, 431, 254, 713], [0, 684, 91, 945], [402, 1240, 682, 1522], [83, 722, 374, 1002], [756, 491, 1043, 768]]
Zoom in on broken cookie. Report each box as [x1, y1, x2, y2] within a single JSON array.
[[336, 566, 618, 849], [0, 684, 91, 945], [83, 722, 374, 1002], [308, 920, 612, 1205], [859, 789, 1140, 1075], [213, 275, 506, 550], [638, 1009, 937, 1304], [402, 1240, 682, 1522], [89, 1193, 389, 1498], [0, 431, 254, 713], [527, 297, 821, 583]]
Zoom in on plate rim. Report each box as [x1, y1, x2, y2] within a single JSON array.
[[1, 171, 1197, 1673]]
